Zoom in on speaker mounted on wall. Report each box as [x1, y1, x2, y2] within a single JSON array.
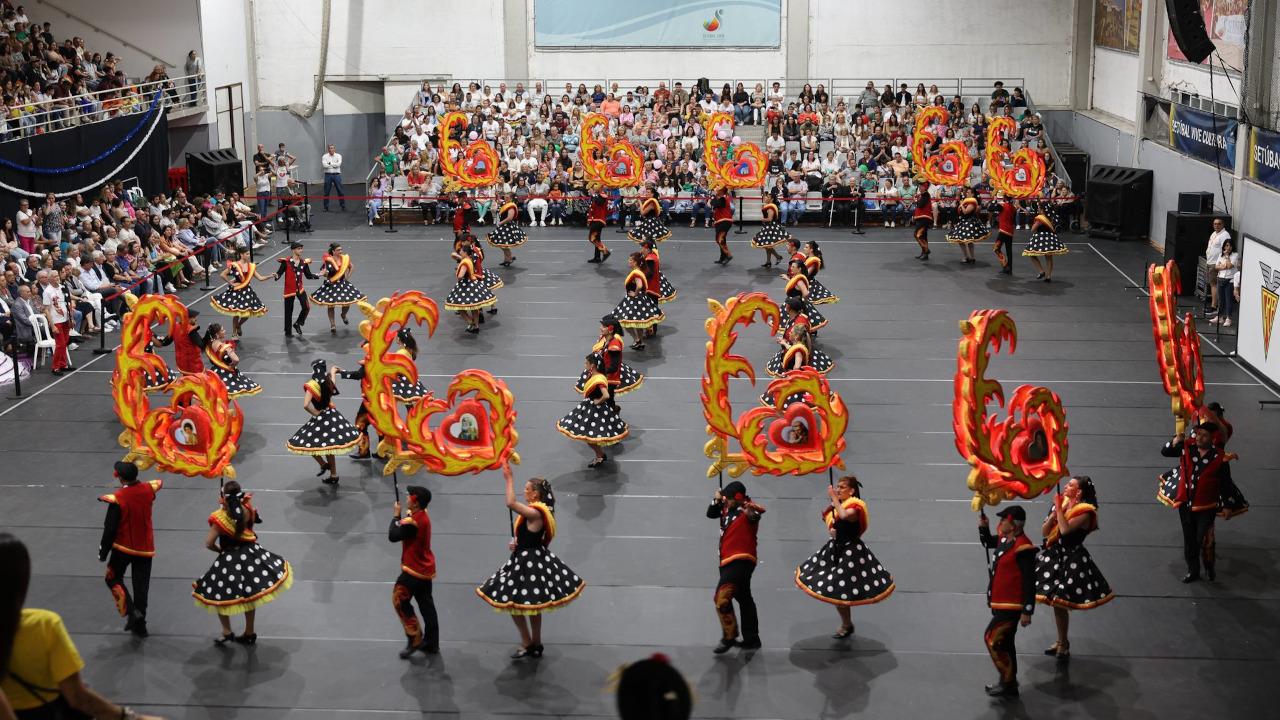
[[1165, 0, 1216, 65]]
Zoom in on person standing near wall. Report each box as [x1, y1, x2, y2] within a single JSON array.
[[183, 51, 202, 106], [1205, 217, 1230, 319], [321, 145, 346, 212]]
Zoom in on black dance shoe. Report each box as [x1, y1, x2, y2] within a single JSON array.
[[1035, 272, 1046, 280], [1205, 563, 1216, 581], [315, 467, 328, 477], [349, 451, 371, 460], [713, 638, 737, 654], [235, 633, 257, 645], [322, 476, 340, 485], [588, 256, 602, 264], [739, 637, 761, 650], [601, 251, 611, 262], [832, 626, 854, 639], [1181, 572, 1200, 583], [293, 321, 304, 335], [214, 632, 236, 645], [984, 681, 1019, 697], [400, 639, 428, 659]]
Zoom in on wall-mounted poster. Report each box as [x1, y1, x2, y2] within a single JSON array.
[[1167, 0, 1246, 70], [1095, 0, 1143, 52], [535, 0, 783, 48]]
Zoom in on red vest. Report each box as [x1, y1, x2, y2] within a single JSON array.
[[713, 196, 734, 223], [643, 251, 661, 297], [997, 201, 1017, 235], [398, 509, 436, 580], [718, 505, 759, 565], [988, 533, 1035, 610], [913, 192, 933, 221], [100, 480, 162, 556], [593, 334, 624, 384], [452, 206, 469, 234], [278, 257, 310, 297], [1175, 440, 1228, 512], [174, 328, 204, 374], [588, 193, 609, 223]]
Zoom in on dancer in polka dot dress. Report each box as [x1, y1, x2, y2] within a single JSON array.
[[453, 235, 501, 323], [795, 476, 895, 638], [760, 322, 824, 409], [1023, 211, 1068, 282], [778, 260, 828, 333], [193, 480, 293, 645], [201, 323, 260, 398], [767, 321, 833, 377], [486, 193, 526, 267], [477, 466, 585, 659], [802, 241, 838, 305], [639, 239, 677, 305], [310, 243, 367, 332], [557, 354, 629, 468], [750, 200, 790, 268], [445, 245, 498, 334], [575, 315, 643, 397], [286, 359, 361, 485], [628, 196, 671, 244], [389, 327, 430, 403], [612, 253, 665, 350], [1035, 476, 1114, 661], [211, 247, 272, 338], [946, 192, 988, 264]]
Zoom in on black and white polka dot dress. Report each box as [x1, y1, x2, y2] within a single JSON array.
[[444, 259, 498, 312], [557, 377, 629, 446], [656, 271, 677, 303], [486, 206, 528, 247], [1035, 504, 1114, 610], [947, 202, 991, 244], [628, 203, 671, 244], [192, 504, 293, 616], [613, 271, 665, 330], [1023, 215, 1068, 256], [752, 206, 792, 249], [142, 344, 174, 393], [476, 504, 585, 615], [392, 376, 430, 403], [767, 345, 834, 376], [472, 247, 504, 291], [576, 363, 644, 396], [205, 346, 261, 398], [778, 291, 828, 332], [806, 276, 838, 305], [796, 499, 895, 607], [285, 381, 362, 455], [310, 258, 366, 306], [210, 264, 268, 318]]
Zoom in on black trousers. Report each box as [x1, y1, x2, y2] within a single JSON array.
[[714, 559, 758, 642], [994, 231, 1014, 270], [284, 292, 310, 336], [1179, 506, 1216, 575], [392, 572, 439, 648], [105, 550, 151, 619], [984, 609, 1021, 684]]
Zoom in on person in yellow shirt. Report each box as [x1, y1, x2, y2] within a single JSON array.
[[0, 534, 168, 720]]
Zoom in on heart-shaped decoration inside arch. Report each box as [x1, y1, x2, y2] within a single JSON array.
[[953, 309, 1069, 510], [599, 139, 644, 187], [985, 116, 1046, 198], [701, 293, 848, 477], [437, 397, 492, 448], [763, 394, 823, 452], [699, 111, 767, 189], [1147, 261, 1204, 435], [919, 142, 973, 186], [358, 292, 521, 476], [438, 111, 501, 188], [460, 141, 501, 186], [134, 373, 243, 479], [112, 294, 243, 479], [911, 106, 950, 161]]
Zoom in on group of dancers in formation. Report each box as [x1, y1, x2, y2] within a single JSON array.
[[98, 191, 1246, 699]]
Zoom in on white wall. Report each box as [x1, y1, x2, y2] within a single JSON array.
[[252, 0, 505, 108], [1158, 33, 1241, 108], [197, 0, 251, 148], [808, 0, 1076, 106], [32, 0, 201, 75], [1091, 48, 1138, 121]]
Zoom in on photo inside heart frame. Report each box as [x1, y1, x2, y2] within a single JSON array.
[[437, 398, 492, 447], [764, 402, 823, 453]]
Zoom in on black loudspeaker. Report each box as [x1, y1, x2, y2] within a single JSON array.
[[1177, 191, 1215, 213], [1057, 148, 1090, 194], [186, 149, 244, 197], [1086, 165, 1154, 240], [1166, 0, 1216, 65], [1164, 211, 1230, 295]]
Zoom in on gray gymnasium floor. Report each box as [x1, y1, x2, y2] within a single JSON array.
[[2, 213, 1277, 719]]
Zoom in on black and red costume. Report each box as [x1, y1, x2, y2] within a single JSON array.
[[587, 190, 610, 262], [711, 192, 734, 263], [274, 254, 317, 337], [979, 515, 1036, 690], [452, 202, 471, 242], [707, 483, 764, 650], [160, 317, 204, 375], [913, 188, 934, 257], [99, 467, 162, 634], [991, 199, 1017, 272], [338, 347, 381, 458], [390, 491, 439, 655], [1158, 433, 1246, 580]]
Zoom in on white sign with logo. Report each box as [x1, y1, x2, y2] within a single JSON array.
[[1237, 234, 1280, 387]]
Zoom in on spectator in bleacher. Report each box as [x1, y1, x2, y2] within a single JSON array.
[[991, 81, 1010, 108], [14, 198, 38, 255], [321, 144, 346, 212], [784, 174, 808, 226]]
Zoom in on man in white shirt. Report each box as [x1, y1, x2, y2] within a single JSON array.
[[321, 144, 346, 212], [117, 217, 139, 247], [1205, 217, 1230, 316], [765, 131, 785, 155], [38, 269, 73, 373]]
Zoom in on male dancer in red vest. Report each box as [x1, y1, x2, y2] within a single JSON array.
[[159, 309, 204, 375], [390, 485, 440, 658], [586, 185, 613, 264], [711, 187, 734, 265], [1159, 421, 1238, 582], [273, 241, 318, 337], [990, 193, 1017, 275], [978, 505, 1035, 697], [707, 480, 765, 653], [99, 462, 162, 637]]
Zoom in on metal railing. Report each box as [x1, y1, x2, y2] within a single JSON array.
[[0, 72, 206, 143], [1022, 88, 1070, 190]]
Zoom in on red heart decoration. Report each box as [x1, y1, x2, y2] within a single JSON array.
[[600, 141, 643, 186], [462, 142, 501, 185], [164, 404, 213, 455], [994, 150, 1046, 198], [766, 402, 821, 452], [435, 397, 492, 448], [920, 142, 973, 186]]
